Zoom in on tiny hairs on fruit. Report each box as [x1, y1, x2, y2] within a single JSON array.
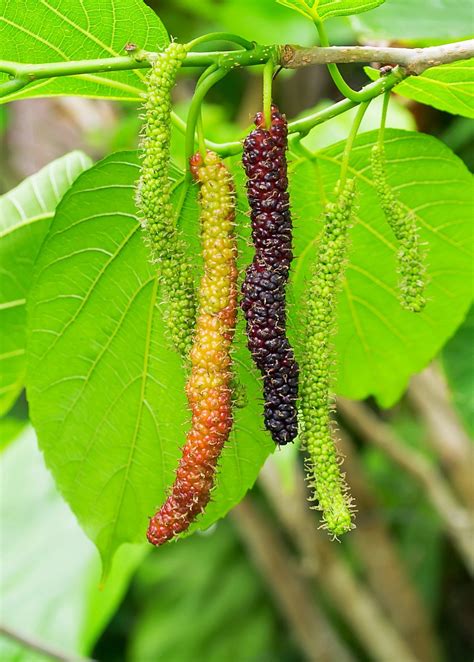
[[147, 151, 237, 546], [371, 144, 427, 313], [301, 180, 356, 537], [136, 42, 196, 359], [241, 105, 299, 446]]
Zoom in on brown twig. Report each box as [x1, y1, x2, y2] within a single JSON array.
[[231, 499, 354, 662], [259, 460, 420, 662], [280, 40, 474, 75], [2, 39, 472, 83], [337, 429, 441, 662], [338, 398, 474, 575], [0, 624, 95, 662], [408, 364, 474, 510]]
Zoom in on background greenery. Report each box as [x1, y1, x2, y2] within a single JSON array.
[[0, 1, 473, 660]]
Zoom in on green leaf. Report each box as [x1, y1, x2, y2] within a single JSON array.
[[25, 133, 474, 571], [0, 0, 168, 104], [395, 60, 474, 119], [0, 425, 145, 661], [275, 0, 316, 20], [26, 151, 273, 572], [0, 151, 92, 416], [442, 305, 474, 435], [315, 0, 386, 21], [287, 129, 473, 406], [277, 0, 385, 22], [351, 0, 474, 41], [298, 95, 416, 151]]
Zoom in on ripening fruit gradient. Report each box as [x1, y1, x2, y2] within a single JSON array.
[[147, 151, 237, 546]]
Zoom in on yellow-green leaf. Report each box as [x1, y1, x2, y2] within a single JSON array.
[[395, 60, 474, 119], [0, 0, 168, 103], [0, 151, 92, 415]]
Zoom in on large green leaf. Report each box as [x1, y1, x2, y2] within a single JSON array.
[[351, 0, 474, 41], [26, 151, 273, 572], [26, 132, 473, 570], [298, 95, 416, 151], [0, 151, 92, 416], [395, 60, 474, 119], [0, 425, 145, 661], [0, 0, 168, 103], [287, 129, 473, 406]]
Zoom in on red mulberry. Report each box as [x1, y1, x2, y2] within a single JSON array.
[[147, 151, 237, 546], [241, 105, 299, 446]]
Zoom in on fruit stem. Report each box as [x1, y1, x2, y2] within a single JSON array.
[[378, 90, 391, 147], [263, 58, 274, 129], [185, 65, 229, 166], [338, 100, 370, 193], [187, 32, 254, 51], [314, 18, 374, 103], [197, 113, 207, 159]]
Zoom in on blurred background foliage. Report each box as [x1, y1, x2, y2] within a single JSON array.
[[0, 1, 473, 661]]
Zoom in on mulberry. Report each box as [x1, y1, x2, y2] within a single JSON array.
[[147, 151, 237, 546], [241, 105, 299, 446], [136, 42, 196, 359], [301, 181, 356, 537], [371, 144, 426, 313]]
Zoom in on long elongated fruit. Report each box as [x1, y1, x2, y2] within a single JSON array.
[[371, 144, 426, 313], [147, 151, 237, 546], [241, 105, 299, 446], [136, 42, 196, 359], [301, 181, 356, 537]]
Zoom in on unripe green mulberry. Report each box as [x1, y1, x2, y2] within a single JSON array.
[[136, 42, 196, 359], [371, 144, 426, 313], [300, 180, 356, 537], [147, 151, 237, 546]]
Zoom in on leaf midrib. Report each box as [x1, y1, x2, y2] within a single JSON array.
[[103, 274, 160, 559]]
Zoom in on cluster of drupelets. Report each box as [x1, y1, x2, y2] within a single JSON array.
[[300, 180, 357, 536], [135, 42, 196, 359], [241, 106, 299, 447], [371, 145, 426, 313], [147, 151, 237, 546], [137, 43, 427, 545]]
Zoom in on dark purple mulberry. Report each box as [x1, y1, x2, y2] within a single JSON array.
[[241, 105, 299, 446]]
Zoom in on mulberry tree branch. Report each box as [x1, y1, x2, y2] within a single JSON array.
[[1, 39, 472, 83], [281, 39, 474, 75], [1, 38, 472, 155]]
